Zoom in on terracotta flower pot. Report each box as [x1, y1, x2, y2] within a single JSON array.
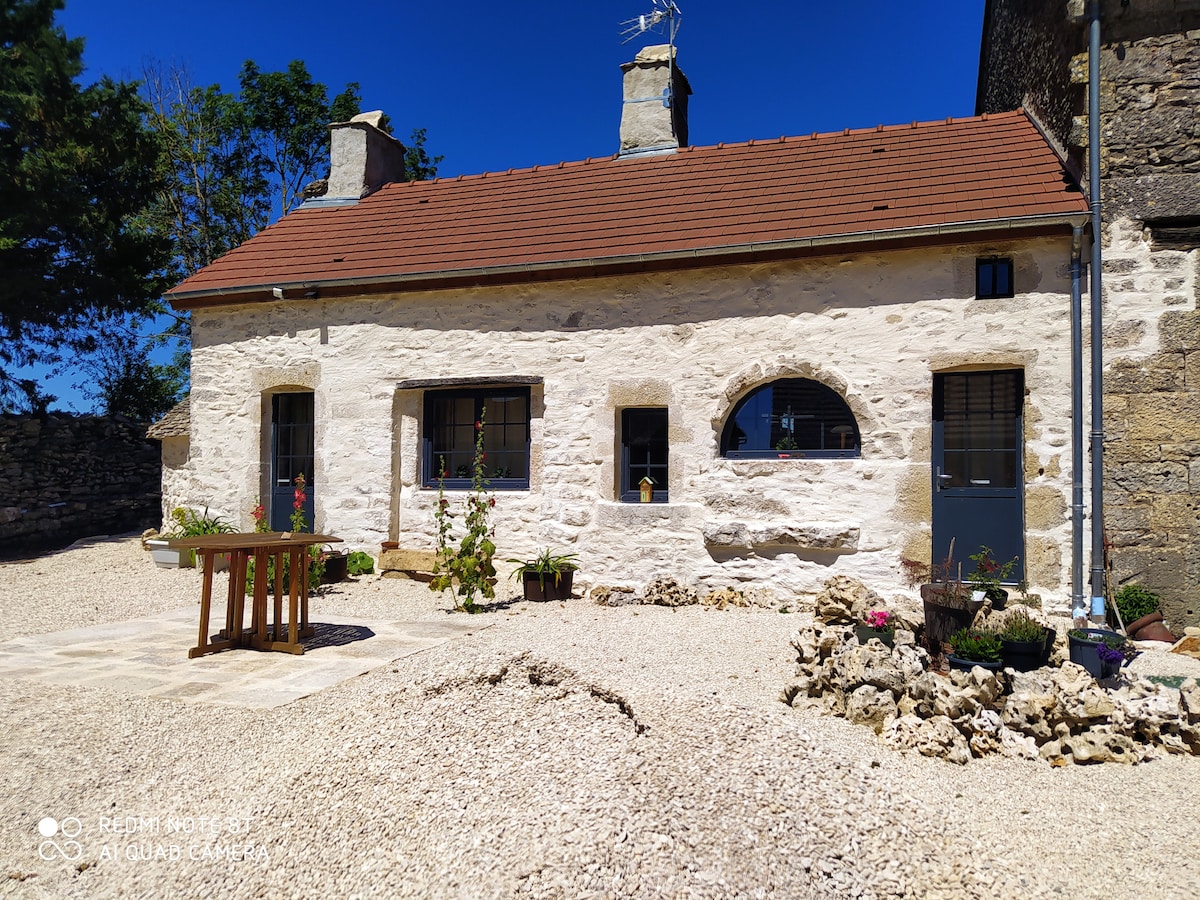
[[1124, 610, 1163, 633], [1131, 621, 1178, 644]]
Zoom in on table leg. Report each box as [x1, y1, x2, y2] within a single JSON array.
[[288, 547, 301, 647], [272, 548, 284, 641], [299, 544, 314, 639], [252, 546, 269, 644], [189, 551, 236, 658], [230, 550, 248, 642]]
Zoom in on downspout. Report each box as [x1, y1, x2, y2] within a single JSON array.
[[1071, 226, 1085, 617], [1087, 1, 1107, 622]]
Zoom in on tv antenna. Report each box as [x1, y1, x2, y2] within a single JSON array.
[[619, 1, 685, 129], [619, 1, 683, 46]]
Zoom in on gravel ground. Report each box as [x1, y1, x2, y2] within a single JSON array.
[[2, 536, 1199, 899]]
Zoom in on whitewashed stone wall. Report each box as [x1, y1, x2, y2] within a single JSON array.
[[186, 236, 1082, 604]]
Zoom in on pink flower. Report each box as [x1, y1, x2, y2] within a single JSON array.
[[865, 610, 892, 630]]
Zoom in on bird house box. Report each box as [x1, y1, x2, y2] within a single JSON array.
[[639, 476, 656, 503]]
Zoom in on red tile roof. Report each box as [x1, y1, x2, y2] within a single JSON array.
[[168, 110, 1088, 307]]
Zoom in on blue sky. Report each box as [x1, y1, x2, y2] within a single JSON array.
[[40, 0, 986, 409]]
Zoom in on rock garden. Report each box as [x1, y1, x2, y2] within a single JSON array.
[[781, 575, 1200, 766]]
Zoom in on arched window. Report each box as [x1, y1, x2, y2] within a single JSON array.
[[720, 378, 860, 459]]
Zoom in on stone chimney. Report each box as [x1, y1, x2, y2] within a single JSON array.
[[619, 44, 692, 156], [323, 111, 407, 202]]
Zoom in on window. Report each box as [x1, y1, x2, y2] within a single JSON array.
[[720, 379, 860, 459], [976, 256, 1014, 299], [621, 408, 668, 502], [424, 387, 530, 489]]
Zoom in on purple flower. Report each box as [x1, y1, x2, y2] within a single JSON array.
[[1097, 643, 1125, 665]]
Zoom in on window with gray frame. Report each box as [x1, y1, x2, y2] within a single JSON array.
[[621, 408, 668, 501], [976, 256, 1014, 299], [424, 387, 530, 489], [720, 379, 860, 459]]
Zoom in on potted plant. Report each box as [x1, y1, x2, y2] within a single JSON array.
[[998, 609, 1047, 672], [914, 541, 985, 653], [947, 627, 1003, 672], [1113, 583, 1176, 642], [966, 545, 1018, 609], [1067, 628, 1132, 679], [855, 609, 896, 648], [507, 549, 578, 601], [148, 506, 236, 569]]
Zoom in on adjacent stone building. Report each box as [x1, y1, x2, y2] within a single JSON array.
[[979, 0, 1200, 626], [159, 49, 1091, 605]]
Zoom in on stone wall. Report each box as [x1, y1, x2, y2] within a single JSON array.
[[1102, 221, 1200, 627], [185, 236, 1082, 605], [980, 1, 1200, 626], [0, 414, 161, 557]]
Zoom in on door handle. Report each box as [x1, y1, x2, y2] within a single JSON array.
[[936, 467, 953, 491]]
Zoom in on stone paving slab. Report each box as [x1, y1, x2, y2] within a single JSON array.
[[0, 604, 484, 708]]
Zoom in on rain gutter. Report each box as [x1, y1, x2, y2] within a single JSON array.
[[1070, 224, 1085, 617], [1087, 1, 1107, 623]]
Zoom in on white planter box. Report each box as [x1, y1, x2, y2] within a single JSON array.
[[146, 539, 194, 569]]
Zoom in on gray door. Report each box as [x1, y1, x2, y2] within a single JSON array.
[[270, 392, 315, 531], [931, 370, 1024, 581]]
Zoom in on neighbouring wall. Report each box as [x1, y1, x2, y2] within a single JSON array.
[[0, 413, 161, 557], [980, 0, 1200, 627]]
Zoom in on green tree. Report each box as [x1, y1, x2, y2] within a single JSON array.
[[238, 59, 361, 222], [75, 329, 184, 421], [0, 0, 169, 411], [404, 126, 443, 181]]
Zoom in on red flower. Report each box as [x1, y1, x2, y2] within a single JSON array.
[[488, 497, 496, 507], [475, 420, 482, 431]]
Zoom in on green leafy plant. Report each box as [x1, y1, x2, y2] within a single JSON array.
[[506, 549, 579, 589], [999, 609, 1045, 643], [347, 551, 375, 576], [167, 506, 236, 537], [430, 410, 497, 613], [1114, 583, 1161, 624], [949, 627, 1002, 663], [967, 545, 1018, 603]]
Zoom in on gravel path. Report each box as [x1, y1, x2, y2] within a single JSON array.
[[2, 536, 1199, 899]]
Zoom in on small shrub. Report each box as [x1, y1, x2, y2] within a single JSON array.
[[347, 551, 375, 576], [949, 627, 1002, 663], [168, 506, 236, 537], [999, 609, 1045, 643], [1114, 583, 1161, 624]]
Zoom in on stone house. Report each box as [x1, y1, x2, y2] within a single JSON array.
[[979, 0, 1200, 626], [159, 47, 1091, 603]]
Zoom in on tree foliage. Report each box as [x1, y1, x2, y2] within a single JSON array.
[[0, 0, 169, 410], [404, 126, 443, 182], [1, 4, 442, 416]]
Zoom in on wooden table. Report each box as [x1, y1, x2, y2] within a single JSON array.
[[169, 532, 342, 658]]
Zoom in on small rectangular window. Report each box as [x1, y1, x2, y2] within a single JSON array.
[[621, 408, 668, 502], [976, 257, 1014, 299], [423, 387, 530, 489]]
